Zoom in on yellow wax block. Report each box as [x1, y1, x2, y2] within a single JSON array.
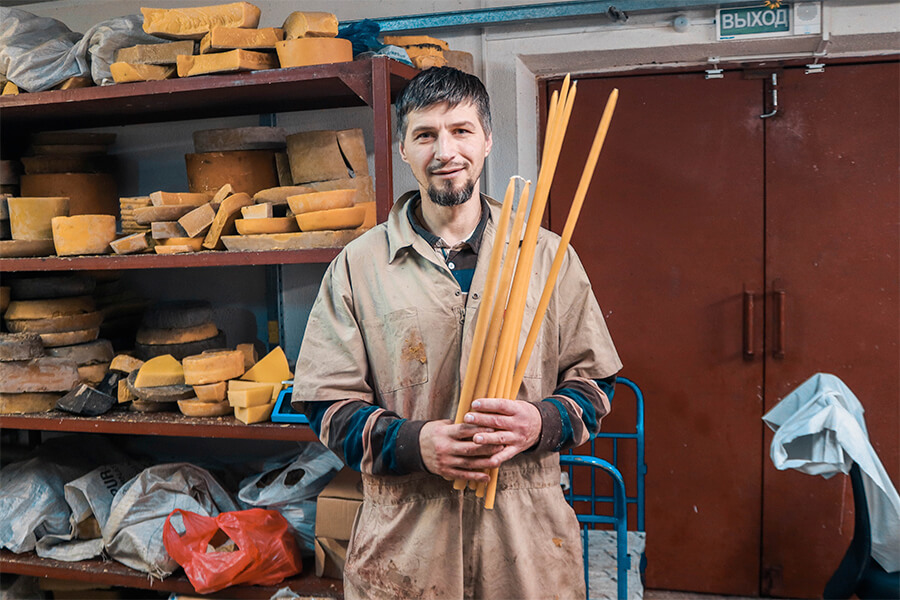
[[236, 342, 258, 369], [282, 12, 338, 39], [182, 350, 245, 385], [110, 354, 144, 373], [193, 381, 227, 402], [239, 346, 291, 382], [275, 37, 351, 69], [382, 35, 449, 50], [134, 354, 184, 387], [286, 189, 355, 215], [176, 49, 277, 78], [110, 62, 175, 83], [51, 215, 116, 256], [7, 197, 69, 241], [296, 206, 365, 232], [228, 378, 279, 402], [234, 400, 275, 424], [227, 386, 272, 408], [200, 26, 284, 53], [142, 2, 262, 40]]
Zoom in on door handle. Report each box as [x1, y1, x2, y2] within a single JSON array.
[[743, 289, 755, 360], [773, 286, 786, 359]]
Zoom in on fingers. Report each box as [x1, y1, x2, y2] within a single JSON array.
[[419, 420, 503, 481]]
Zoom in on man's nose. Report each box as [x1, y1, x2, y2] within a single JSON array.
[[433, 131, 456, 162]]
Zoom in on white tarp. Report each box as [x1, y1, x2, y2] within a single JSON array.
[[0, 8, 165, 91], [763, 372, 900, 573]]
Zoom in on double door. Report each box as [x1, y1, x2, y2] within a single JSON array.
[[544, 61, 899, 597]]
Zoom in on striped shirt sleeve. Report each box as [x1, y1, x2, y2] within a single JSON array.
[[533, 375, 616, 452], [304, 374, 615, 474], [303, 399, 426, 475]]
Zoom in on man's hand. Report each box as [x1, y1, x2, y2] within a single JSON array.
[[419, 419, 500, 482], [464, 398, 542, 465]]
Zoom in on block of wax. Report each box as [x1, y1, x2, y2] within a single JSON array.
[[182, 349, 245, 385], [296, 206, 366, 232], [286, 188, 355, 215], [177, 203, 216, 238], [141, 3, 261, 40], [203, 192, 254, 250], [275, 37, 352, 69], [176, 49, 276, 77], [110, 62, 176, 83], [149, 191, 213, 207], [115, 40, 195, 65], [200, 26, 283, 53], [51, 215, 116, 256], [282, 12, 338, 39]]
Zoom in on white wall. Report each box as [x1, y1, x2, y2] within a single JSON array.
[[10, 0, 899, 361]]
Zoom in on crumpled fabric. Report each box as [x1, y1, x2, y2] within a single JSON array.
[[763, 372, 900, 573], [0, 8, 166, 91]]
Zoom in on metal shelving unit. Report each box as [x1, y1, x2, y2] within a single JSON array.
[[0, 55, 417, 599]]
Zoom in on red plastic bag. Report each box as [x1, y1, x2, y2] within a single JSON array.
[[163, 507, 303, 593]]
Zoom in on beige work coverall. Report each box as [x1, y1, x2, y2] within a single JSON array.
[[295, 192, 622, 599]]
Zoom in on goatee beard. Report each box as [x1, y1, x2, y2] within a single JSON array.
[[427, 179, 475, 207]]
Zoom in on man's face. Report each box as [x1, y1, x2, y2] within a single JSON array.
[[399, 101, 493, 207]]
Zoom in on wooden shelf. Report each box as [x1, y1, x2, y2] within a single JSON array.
[[0, 410, 318, 441], [0, 248, 342, 272], [0, 550, 343, 599], [0, 57, 417, 130]]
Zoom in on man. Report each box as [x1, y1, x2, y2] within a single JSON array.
[[293, 66, 621, 599]]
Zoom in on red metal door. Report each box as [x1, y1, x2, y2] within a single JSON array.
[[761, 61, 900, 598], [545, 72, 766, 595]]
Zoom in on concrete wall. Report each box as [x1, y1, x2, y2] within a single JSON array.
[[11, 0, 899, 361]]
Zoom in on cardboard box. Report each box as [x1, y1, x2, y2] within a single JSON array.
[[315, 467, 363, 578]]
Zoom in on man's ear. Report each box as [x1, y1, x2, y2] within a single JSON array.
[[399, 140, 409, 164], [484, 131, 493, 157]]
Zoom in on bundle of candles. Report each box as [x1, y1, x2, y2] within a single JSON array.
[[451, 76, 619, 509]]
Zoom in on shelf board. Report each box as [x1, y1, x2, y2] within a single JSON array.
[[0, 248, 342, 272], [0, 56, 417, 130], [0, 550, 343, 599], [0, 409, 318, 441]]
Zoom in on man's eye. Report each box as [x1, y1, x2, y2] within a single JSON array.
[[416, 132, 434, 141]]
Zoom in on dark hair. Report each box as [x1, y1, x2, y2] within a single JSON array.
[[395, 67, 492, 138]]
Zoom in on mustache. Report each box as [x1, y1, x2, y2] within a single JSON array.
[[427, 162, 467, 175]]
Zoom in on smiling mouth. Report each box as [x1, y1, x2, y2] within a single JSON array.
[[429, 164, 466, 176]]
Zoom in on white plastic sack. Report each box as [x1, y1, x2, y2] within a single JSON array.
[[73, 14, 166, 86], [0, 7, 82, 91], [0, 436, 128, 553], [103, 462, 238, 579], [238, 443, 343, 554], [0, 8, 166, 91], [763, 372, 900, 573], [34, 461, 145, 562]]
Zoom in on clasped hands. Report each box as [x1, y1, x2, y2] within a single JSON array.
[[419, 398, 541, 482]]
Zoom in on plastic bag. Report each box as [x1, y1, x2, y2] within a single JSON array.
[[103, 462, 238, 578], [0, 8, 166, 91], [35, 460, 145, 562], [163, 507, 303, 594], [0, 435, 129, 553], [238, 443, 343, 554]]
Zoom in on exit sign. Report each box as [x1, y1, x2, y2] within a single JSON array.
[[717, 5, 792, 40]]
